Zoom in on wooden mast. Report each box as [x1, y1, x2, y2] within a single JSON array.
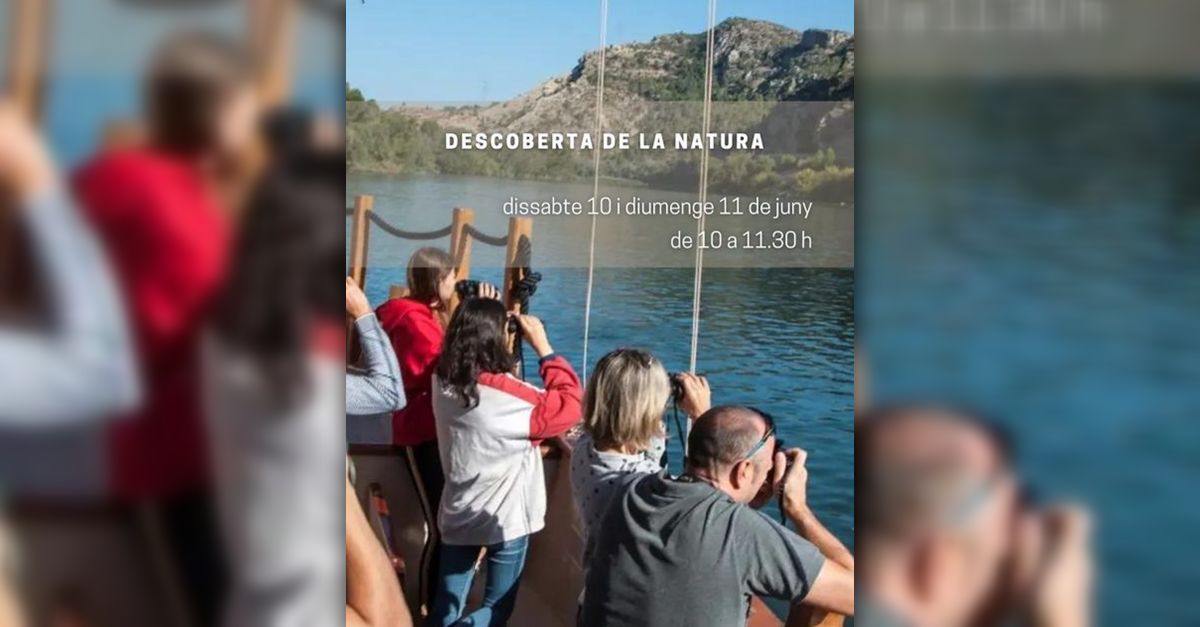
[[349, 195, 373, 288], [1, 0, 54, 315], [5, 0, 53, 122], [502, 217, 533, 375], [248, 0, 297, 108]]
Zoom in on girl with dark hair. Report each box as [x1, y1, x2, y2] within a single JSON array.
[[375, 249, 498, 613], [429, 298, 581, 627]]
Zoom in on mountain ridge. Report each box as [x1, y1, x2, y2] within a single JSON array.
[[394, 18, 853, 133], [347, 18, 854, 201]]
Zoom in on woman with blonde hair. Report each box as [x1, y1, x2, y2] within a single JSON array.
[[570, 349, 711, 556]]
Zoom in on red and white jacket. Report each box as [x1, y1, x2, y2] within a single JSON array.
[[433, 355, 582, 546]]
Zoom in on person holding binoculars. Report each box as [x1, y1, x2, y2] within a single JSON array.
[[428, 297, 582, 627], [570, 351, 712, 564]]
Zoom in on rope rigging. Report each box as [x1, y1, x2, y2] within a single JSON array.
[[581, 0, 609, 382], [463, 224, 510, 247], [677, 0, 720, 454], [579, 0, 717, 457], [690, 0, 717, 376], [345, 205, 508, 246], [368, 213, 453, 240]]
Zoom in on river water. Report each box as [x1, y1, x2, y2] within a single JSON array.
[[348, 173, 856, 555], [860, 82, 1200, 625]]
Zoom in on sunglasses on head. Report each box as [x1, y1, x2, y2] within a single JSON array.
[[740, 408, 778, 461], [608, 348, 656, 368]]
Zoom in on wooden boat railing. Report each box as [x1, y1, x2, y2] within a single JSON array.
[[346, 194, 533, 317]]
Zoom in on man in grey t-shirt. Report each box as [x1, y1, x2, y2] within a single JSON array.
[[581, 405, 855, 627]]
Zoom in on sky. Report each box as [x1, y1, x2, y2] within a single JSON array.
[[0, 3, 342, 164], [347, 0, 854, 104], [1, 3, 341, 76]]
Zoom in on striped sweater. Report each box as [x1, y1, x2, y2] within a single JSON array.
[[433, 355, 582, 546]]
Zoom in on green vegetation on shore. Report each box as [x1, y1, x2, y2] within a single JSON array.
[[347, 99, 852, 201], [345, 18, 854, 202]]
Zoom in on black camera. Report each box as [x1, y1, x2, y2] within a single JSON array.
[[455, 279, 482, 299], [454, 279, 518, 333], [668, 372, 706, 402]]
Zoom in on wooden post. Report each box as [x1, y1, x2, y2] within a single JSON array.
[[813, 613, 845, 627], [442, 207, 475, 315], [2, 0, 53, 315], [349, 195, 373, 288], [502, 217, 533, 375], [784, 606, 845, 627], [502, 217, 534, 312], [248, 0, 297, 107], [499, 217, 532, 309], [5, 0, 53, 122], [449, 207, 475, 281]]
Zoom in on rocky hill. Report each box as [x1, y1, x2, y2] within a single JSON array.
[[347, 19, 854, 201], [399, 18, 853, 133]]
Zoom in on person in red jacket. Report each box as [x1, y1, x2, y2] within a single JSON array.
[[73, 32, 259, 625], [374, 246, 499, 614]]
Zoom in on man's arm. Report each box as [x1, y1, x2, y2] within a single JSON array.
[[779, 449, 854, 571], [778, 448, 854, 616], [796, 560, 854, 619], [346, 476, 411, 627], [0, 105, 140, 425], [785, 504, 854, 572]]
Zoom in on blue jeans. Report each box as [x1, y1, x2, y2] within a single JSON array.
[[428, 535, 530, 627]]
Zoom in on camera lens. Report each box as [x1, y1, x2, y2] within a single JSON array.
[[669, 373, 684, 401]]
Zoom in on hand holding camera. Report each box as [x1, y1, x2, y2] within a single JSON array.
[[1029, 506, 1092, 627], [778, 448, 810, 516], [513, 314, 553, 358], [455, 279, 500, 302], [670, 372, 712, 419]]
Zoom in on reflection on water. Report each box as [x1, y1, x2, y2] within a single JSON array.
[[862, 82, 1200, 625], [360, 263, 855, 552]]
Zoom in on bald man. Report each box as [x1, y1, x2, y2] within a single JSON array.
[[581, 405, 854, 627], [856, 405, 1091, 627]]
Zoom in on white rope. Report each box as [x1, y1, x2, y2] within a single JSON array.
[[689, 0, 717, 375], [683, 0, 718, 457], [581, 0, 609, 381]]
